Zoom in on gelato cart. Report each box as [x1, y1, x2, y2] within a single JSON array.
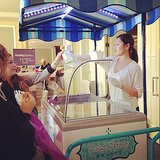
[[41, 60, 147, 160]]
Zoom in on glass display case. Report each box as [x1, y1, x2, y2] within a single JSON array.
[[45, 59, 135, 122]]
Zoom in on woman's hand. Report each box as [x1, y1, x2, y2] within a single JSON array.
[[108, 77, 138, 97], [51, 51, 64, 69], [20, 92, 36, 114], [108, 77, 122, 88]]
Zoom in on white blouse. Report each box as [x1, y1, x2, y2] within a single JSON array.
[[108, 57, 143, 109]]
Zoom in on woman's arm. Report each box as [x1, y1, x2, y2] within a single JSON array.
[[98, 56, 115, 73], [121, 65, 143, 98], [121, 84, 138, 97], [108, 64, 143, 98], [25, 51, 64, 86], [26, 66, 55, 86]]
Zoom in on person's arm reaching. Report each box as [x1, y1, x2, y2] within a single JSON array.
[[25, 50, 64, 86]]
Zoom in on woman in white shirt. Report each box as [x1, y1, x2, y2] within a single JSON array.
[[108, 33, 143, 111]]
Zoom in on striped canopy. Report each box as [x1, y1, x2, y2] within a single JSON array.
[[19, 0, 160, 42], [21, 0, 160, 13]]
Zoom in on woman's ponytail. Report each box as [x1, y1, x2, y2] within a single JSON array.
[[130, 47, 138, 63]]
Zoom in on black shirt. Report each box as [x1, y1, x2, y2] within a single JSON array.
[[0, 99, 36, 160]]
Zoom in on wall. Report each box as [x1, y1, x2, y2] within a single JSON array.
[[28, 39, 63, 65], [0, 17, 63, 65], [0, 18, 26, 53]]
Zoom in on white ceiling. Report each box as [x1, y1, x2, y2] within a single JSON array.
[[0, 0, 20, 13]]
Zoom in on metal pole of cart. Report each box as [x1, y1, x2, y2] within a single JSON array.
[[93, 25, 99, 96], [142, 13, 147, 115], [93, 26, 99, 115]]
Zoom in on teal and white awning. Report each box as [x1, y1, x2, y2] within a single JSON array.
[[21, 0, 160, 13], [19, 0, 160, 42]]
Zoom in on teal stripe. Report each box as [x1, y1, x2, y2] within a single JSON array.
[[88, 31, 91, 39], [56, 19, 60, 38], [59, 0, 67, 3], [82, 29, 85, 38], [28, 32, 32, 39], [133, 14, 141, 25], [82, 30, 87, 39], [43, 0, 67, 3], [62, 20, 66, 39], [118, 0, 126, 5], [62, 31, 65, 39], [108, 0, 116, 5], [44, 0, 53, 2], [116, 22, 123, 31], [28, 28, 38, 39], [34, 28, 38, 38], [108, 0, 126, 5], [83, 29, 90, 39]]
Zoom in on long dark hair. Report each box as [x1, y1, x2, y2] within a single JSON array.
[[0, 44, 29, 91], [117, 33, 138, 63], [0, 44, 11, 80]]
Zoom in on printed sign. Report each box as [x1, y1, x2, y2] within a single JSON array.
[[77, 136, 137, 160], [13, 49, 35, 66]]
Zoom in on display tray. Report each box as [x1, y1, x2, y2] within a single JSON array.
[[47, 94, 134, 121], [48, 94, 104, 104]]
